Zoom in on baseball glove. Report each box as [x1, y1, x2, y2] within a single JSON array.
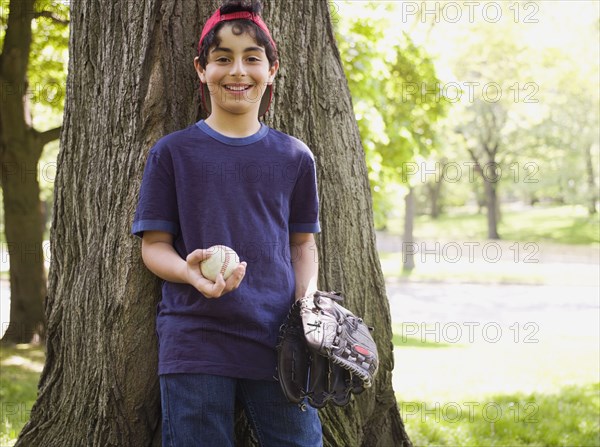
[[277, 291, 379, 408]]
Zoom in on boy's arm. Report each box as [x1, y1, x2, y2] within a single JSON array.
[[141, 230, 246, 298], [290, 232, 319, 300]]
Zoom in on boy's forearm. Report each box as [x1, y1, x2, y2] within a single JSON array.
[[291, 240, 319, 299], [142, 241, 188, 284]]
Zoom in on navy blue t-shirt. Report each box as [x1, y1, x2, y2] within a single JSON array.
[[132, 120, 320, 380]]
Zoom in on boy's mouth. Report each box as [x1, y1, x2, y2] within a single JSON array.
[[224, 84, 253, 91]]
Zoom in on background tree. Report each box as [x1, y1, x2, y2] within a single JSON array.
[[335, 4, 447, 231], [0, 0, 68, 344], [335, 3, 447, 274], [413, 2, 599, 233], [524, 46, 600, 214], [16, 1, 410, 446]]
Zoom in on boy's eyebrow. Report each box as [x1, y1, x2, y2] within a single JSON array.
[[211, 46, 265, 53]]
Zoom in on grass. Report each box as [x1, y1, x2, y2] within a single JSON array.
[[0, 326, 598, 447], [0, 344, 44, 446], [498, 206, 599, 246], [402, 383, 600, 447], [393, 323, 600, 447], [387, 205, 600, 246]]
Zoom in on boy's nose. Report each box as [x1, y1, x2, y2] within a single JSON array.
[[229, 60, 247, 77]]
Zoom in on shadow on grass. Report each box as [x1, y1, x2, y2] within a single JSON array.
[[401, 383, 600, 447]]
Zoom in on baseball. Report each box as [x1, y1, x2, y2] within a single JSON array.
[[200, 245, 240, 282]]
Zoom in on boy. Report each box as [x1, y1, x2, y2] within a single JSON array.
[[131, 1, 323, 446]]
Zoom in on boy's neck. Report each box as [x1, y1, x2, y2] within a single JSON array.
[[204, 114, 262, 138]]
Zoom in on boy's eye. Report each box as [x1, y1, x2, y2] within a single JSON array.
[[215, 57, 230, 63], [247, 56, 261, 62]]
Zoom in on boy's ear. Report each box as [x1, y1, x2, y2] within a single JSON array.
[[194, 57, 206, 83], [268, 60, 280, 84]]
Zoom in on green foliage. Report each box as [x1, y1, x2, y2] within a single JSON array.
[[0, 1, 69, 117], [1, 0, 69, 234], [28, 1, 69, 116], [335, 2, 448, 228], [418, 4, 599, 217], [332, 2, 600, 227]]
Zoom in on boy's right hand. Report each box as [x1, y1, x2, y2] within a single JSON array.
[[185, 249, 247, 298]]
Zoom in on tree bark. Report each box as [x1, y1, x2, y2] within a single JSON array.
[[425, 160, 446, 219], [402, 187, 415, 272], [0, 135, 47, 344], [467, 145, 500, 240], [584, 143, 598, 215], [427, 181, 443, 219], [483, 178, 500, 239], [0, 0, 48, 344], [17, 1, 410, 446]]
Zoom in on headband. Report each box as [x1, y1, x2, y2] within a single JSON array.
[[198, 10, 277, 51]]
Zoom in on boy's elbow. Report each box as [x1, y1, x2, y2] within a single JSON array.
[[140, 239, 156, 270], [140, 231, 173, 268], [290, 232, 316, 246]]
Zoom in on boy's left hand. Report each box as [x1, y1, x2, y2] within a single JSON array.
[[185, 249, 247, 298]]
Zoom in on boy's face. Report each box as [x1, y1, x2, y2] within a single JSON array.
[[194, 24, 279, 118]]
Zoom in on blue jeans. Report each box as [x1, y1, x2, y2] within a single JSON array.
[[160, 374, 323, 447]]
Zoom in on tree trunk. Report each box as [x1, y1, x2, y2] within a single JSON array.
[[17, 1, 410, 446], [427, 158, 446, 219], [0, 138, 47, 344], [427, 180, 443, 219], [483, 179, 500, 239], [0, 0, 47, 344], [584, 143, 598, 215], [265, 3, 410, 443], [402, 187, 415, 272]]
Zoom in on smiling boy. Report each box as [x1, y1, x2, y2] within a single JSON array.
[[131, 1, 323, 445], [196, 26, 278, 129]]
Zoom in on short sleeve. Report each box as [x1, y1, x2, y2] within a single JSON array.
[[131, 148, 179, 238], [289, 152, 320, 233]]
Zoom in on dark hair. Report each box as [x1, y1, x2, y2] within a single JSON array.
[[197, 0, 278, 69]]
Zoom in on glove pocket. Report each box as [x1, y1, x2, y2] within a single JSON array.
[[276, 329, 310, 404]]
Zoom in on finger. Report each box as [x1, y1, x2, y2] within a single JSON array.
[[207, 273, 227, 297], [224, 262, 247, 291], [188, 267, 226, 297], [199, 277, 226, 298], [186, 249, 211, 265]]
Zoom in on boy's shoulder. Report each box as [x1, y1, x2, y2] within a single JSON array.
[[265, 127, 314, 158], [149, 123, 204, 156]]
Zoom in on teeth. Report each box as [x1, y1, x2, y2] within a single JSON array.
[[225, 85, 250, 91]]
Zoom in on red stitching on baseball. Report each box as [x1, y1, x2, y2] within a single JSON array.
[[220, 248, 230, 277]]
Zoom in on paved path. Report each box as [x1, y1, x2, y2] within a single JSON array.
[[386, 280, 599, 338], [377, 231, 599, 337]]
